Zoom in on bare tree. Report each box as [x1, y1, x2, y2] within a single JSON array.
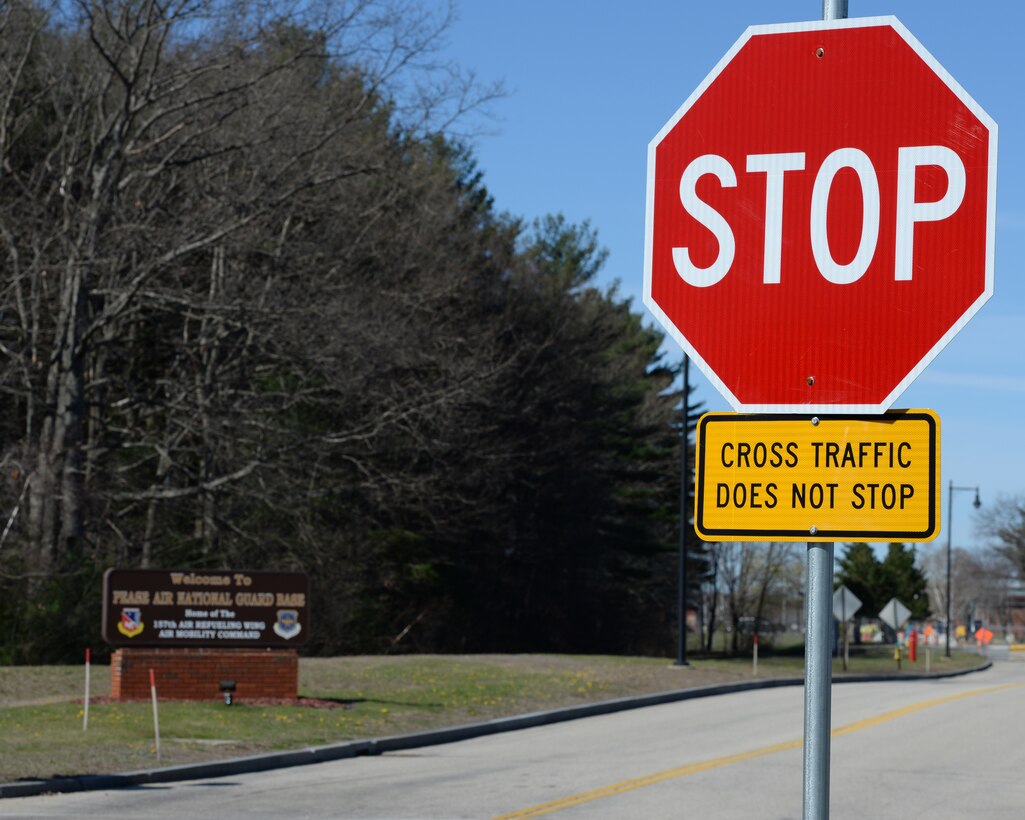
[[921, 543, 1013, 632], [714, 541, 795, 653], [977, 494, 1025, 579], [0, 0, 500, 573]]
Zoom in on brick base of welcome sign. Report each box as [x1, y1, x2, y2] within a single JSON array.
[[110, 647, 299, 701]]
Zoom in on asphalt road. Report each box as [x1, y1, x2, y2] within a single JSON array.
[[2, 658, 1024, 819]]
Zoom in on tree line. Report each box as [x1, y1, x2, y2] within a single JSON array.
[[0, 0, 705, 662], [700, 536, 1015, 651], [838, 500, 1025, 637]]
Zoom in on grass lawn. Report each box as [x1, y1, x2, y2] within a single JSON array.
[[0, 648, 986, 783]]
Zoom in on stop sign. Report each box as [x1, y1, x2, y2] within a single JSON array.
[[644, 17, 996, 412]]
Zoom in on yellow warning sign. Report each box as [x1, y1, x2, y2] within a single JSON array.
[[694, 410, 940, 542]]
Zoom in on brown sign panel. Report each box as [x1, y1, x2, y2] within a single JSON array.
[[102, 568, 310, 647]]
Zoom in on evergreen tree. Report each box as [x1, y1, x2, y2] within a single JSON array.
[[837, 542, 930, 626], [879, 543, 930, 619], [836, 542, 881, 617]]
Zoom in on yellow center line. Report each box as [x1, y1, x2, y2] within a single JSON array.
[[493, 683, 1021, 819]]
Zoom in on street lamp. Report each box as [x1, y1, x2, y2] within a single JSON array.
[[945, 481, 981, 658], [677, 354, 691, 667]]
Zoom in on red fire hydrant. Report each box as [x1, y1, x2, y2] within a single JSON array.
[[909, 628, 918, 663]]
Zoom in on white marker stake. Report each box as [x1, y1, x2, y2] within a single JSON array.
[[150, 669, 161, 763], [83, 648, 91, 732], [753, 633, 759, 677]]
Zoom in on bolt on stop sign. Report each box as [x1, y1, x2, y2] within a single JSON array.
[[644, 17, 997, 413]]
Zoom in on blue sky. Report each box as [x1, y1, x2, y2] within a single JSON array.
[[438, 1, 1024, 552]]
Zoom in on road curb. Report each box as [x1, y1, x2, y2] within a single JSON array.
[[0, 660, 992, 799]]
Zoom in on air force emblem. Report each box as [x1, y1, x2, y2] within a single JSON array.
[[273, 609, 302, 640]]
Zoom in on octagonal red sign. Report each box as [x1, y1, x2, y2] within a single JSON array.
[[643, 17, 996, 412]]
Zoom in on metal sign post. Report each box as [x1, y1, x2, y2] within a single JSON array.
[[805, 0, 841, 810], [803, 539, 833, 819]]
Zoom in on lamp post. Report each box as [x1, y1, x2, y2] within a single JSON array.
[[676, 355, 691, 666], [945, 481, 981, 658]]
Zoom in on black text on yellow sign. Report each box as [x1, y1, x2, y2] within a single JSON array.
[[694, 410, 940, 542]]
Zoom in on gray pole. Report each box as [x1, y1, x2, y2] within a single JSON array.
[[946, 483, 981, 658], [946, 480, 953, 658], [677, 355, 691, 666], [822, 0, 847, 18], [841, 589, 847, 672], [803, 4, 847, 818], [807, 13, 847, 820], [803, 540, 834, 819]]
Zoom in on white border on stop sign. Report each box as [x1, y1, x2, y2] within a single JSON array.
[[642, 15, 997, 415]]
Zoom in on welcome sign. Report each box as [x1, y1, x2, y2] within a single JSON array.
[[102, 568, 310, 647]]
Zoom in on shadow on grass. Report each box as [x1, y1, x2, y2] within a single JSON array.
[[313, 696, 445, 710]]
